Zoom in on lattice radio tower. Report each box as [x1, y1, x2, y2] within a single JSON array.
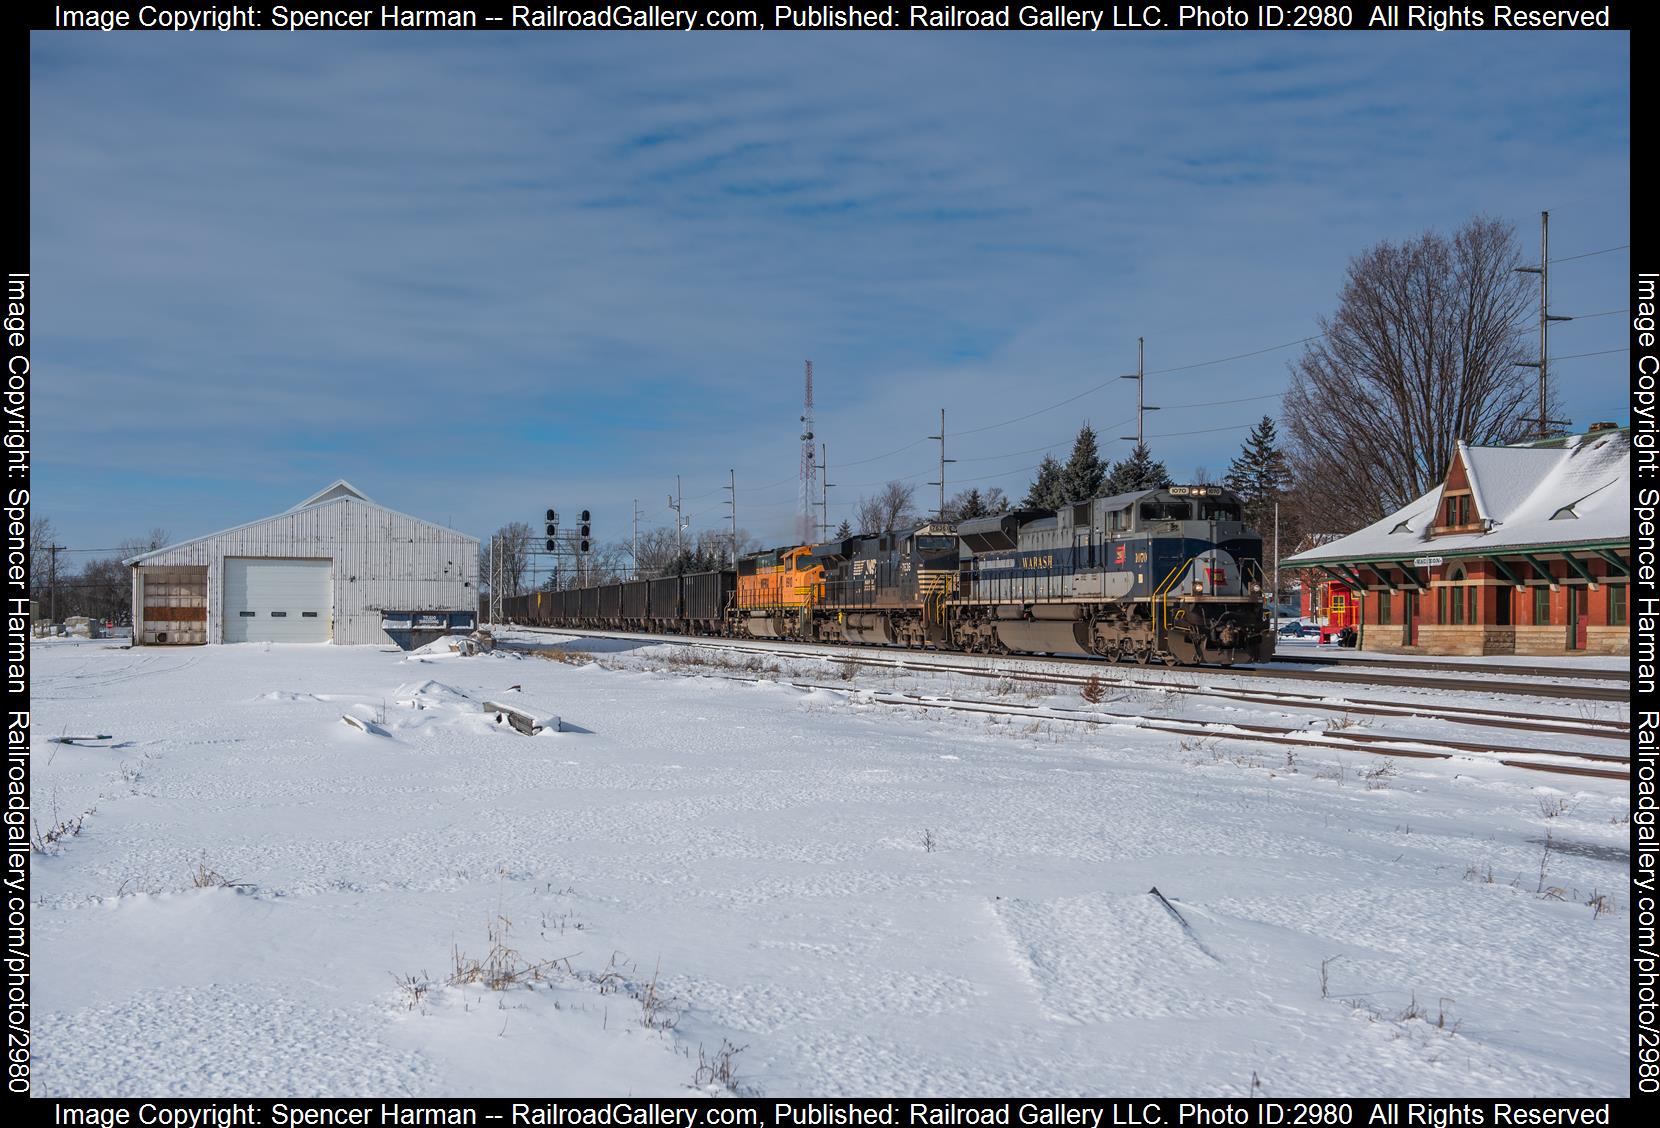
[[798, 360, 818, 543]]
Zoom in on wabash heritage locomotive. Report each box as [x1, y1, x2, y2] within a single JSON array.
[[501, 485, 1275, 666]]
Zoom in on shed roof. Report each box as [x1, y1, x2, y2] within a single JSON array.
[[125, 481, 477, 565], [1284, 428, 1630, 566], [288, 479, 375, 510]]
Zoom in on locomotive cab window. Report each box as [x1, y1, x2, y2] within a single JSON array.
[[1199, 500, 1241, 522], [1139, 501, 1192, 522], [915, 536, 956, 554], [1107, 508, 1128, 531]]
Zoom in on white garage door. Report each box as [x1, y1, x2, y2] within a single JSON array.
[[222, 558, 332, 643]]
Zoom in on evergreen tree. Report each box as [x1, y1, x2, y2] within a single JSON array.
[[946, 487, 988, 523], [835, 518, 853, 539], [1224, 415, 1292, 532], [1057, 424, 1107, 504], [1023, 454, 1066, 509], [1102, 442, 1171, 495]]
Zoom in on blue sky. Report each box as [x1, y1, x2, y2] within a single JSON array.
[[31, 31, 1630, 555]]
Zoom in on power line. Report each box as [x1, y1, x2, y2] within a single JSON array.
[[1549, 243, 1628, 264]]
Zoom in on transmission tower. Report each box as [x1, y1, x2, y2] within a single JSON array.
[[798, 360, 818, 543]]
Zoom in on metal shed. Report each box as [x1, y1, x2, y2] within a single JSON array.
[[126, 480, 479, 646]]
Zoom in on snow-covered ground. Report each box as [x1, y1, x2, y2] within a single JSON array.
[[1271, 633, 1629, 671], [28, 635, 1630, 1097]]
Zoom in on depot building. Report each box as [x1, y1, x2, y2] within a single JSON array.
[[1282, 425, 1631, 657], [125, 480, 478, 647]]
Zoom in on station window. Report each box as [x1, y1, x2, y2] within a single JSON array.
[[1610, 584, 1627, 626], [1533, 586, 1551, 625], [1377, 591, 1392, 625]]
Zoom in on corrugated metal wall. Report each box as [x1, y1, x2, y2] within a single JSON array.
[[132, 498, 478, 645]]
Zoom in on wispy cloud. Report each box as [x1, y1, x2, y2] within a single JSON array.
[[31, 31, 1630, 546]]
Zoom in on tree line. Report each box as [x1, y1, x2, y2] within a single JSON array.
[[24, 517, 170, 624]]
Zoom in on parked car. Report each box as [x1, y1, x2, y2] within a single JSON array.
[[1277, 620, 1308, 637]]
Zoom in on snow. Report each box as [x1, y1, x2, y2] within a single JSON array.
[[28, 636, 1630, 1097], [1286, 428, 1629, 564], [1269, 633, 1629, 671]]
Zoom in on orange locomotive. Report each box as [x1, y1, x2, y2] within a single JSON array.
[[735, 545, 824, 638]]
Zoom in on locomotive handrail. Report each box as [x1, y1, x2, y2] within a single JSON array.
[[1152, 555, 1196, 631]]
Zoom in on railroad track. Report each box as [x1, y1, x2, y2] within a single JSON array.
[[513, 627, 1633, 727], [1262, 653, 1627, 683], [683, 672, 1630, 783]]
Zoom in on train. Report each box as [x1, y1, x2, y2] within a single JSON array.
[[498, 484, 1276, 666]]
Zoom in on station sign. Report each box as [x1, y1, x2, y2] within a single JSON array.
[[1412, 556, 1444, 567]]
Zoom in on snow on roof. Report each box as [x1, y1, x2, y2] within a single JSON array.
[[1285, 428, 1630, 565]]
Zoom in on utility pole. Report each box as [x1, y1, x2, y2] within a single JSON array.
[[488, 535, 497, 625], [48, 543, 63, 625], [927, 408, 956, 523], [798, 360, 817, 543], [724, 469, 737, 565], [1514, 210, 1575, 439], [820, 441, 832, 540], [1119, 336, 1160, 447], [632, 500, 639, 579], [1272, 501, 1280, 631], [668, 475, 684, 559]]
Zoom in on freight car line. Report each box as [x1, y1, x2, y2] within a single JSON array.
[[516, 627, 1630, 734], [1263, 654, 1627, 683], [517, 625, 1627, 702], [686, 673, 1631, 783]]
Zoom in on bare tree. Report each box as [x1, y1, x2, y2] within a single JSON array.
[[479, 521, 535, 597], [631, 527, 682, 579], [28, 515, 55, 606], [853, 480, 919, 536], [1283, 216, 1538, 534], [117, 528, 171, 557]]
